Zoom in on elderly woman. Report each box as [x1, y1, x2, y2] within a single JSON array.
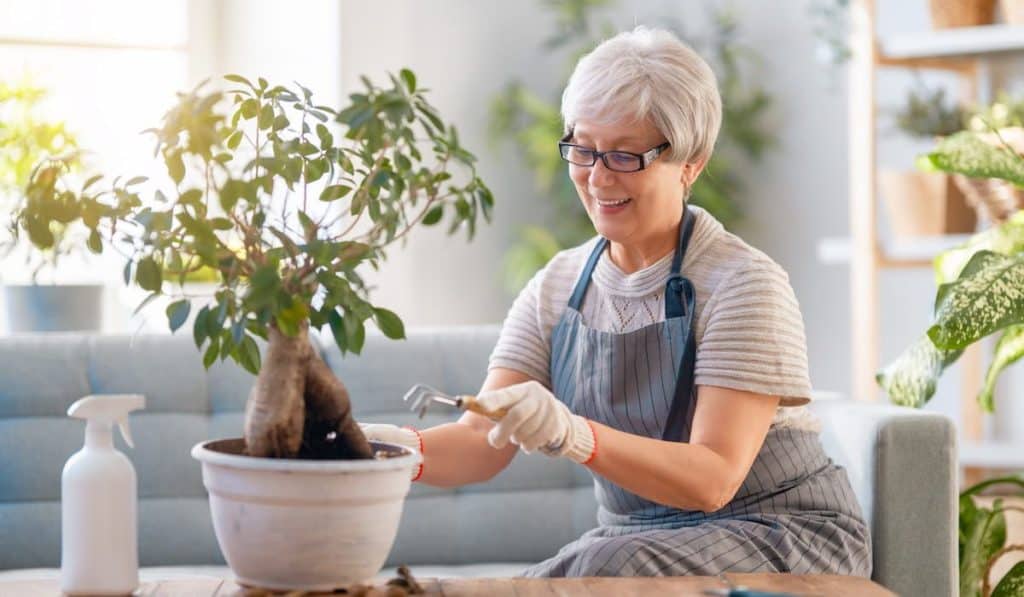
[[363, 27, 871, 578]]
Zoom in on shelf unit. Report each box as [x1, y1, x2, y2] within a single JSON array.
[[845, 4, 1024, 476]]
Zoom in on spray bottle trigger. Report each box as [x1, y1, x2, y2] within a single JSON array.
[[118, 418, 135, 449]]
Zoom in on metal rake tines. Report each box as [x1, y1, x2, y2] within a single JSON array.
[[402, 383, 461, 418]]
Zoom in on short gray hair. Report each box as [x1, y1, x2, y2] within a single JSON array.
[[560, 26, 722, 164]]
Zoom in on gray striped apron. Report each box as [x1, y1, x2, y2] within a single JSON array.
[[521, 208, 872, 578]]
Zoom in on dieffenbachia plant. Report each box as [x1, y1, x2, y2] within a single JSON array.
[[877, 130, 1024, 411], [16, 70, 494, 459]]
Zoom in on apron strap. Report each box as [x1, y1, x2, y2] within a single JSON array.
[[567, 238, 608, 312], [662, 207, 698, 442]]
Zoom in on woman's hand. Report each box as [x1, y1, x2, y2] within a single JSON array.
[[476, 381, 596, 464], [358, 423, 424, 480]]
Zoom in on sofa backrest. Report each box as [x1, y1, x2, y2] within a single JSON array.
[[0, 328, 957, 597], [0, 327, 597, 570]]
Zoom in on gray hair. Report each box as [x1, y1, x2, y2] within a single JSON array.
[[560, 26, 722, 164]]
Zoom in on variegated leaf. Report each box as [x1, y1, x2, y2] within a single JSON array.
[[928, 251, 1024, 351], [935, 210, 1024, 284], [979, 324, 1024, 412], [920, 130, 1024, 187], [960, 501, 1007, 597], [992, 561, 1024, 597], [877, 333, 962, 407]]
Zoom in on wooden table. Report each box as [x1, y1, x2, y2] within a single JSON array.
[[0, 573, 896, 596]]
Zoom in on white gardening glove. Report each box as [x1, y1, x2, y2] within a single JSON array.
[[475, 381, 596, 464], [358, 423, 424, 480]]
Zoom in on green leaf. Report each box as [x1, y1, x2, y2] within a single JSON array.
[[979, 324, 1024, 411], [165, 150, 185, 184], [226, 130, 243, 150], [328, 310, 347, 354], [193, 305, 210, 347], [86, 229, 102, 254], [136, 257, 163, 292], [935, 211, 1024, 285], [316, 123, 333, 149], [422, 203, 444, 225], [125, 176, 148, 186], [373, 307, 405, 340], [320, 184, 351, 202], [400, 68, 416, 92], [343, 312, 365, 355], [166, 299, 191, 333], [202, 335, 220, 369], [960, 503, 1007, 597], [275, 298, 309, 337], [992, 561, 1024, 597], [928, 251, 1024, 351], [877, 333, 963, 407], [922, 131, 1024, 186], [224, 74, 254, 89], [235, 334, 261, 375]]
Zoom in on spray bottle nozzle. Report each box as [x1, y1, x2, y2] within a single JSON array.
[[68, 394, 146, 448]]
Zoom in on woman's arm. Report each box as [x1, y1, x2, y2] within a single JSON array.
[[584, 385, 780, 512], [415, 367, 530, 488]]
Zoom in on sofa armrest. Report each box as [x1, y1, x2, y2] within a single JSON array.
[[811, 400, 957, 597]]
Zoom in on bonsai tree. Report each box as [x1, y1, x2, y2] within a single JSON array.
[[0, 79, 80, 278], [17, 70, 493, 460]]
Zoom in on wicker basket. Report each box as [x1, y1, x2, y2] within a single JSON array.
[[952, 127, 1024, 224], [929, 0, 997, 27], [953, 175, 1024, 223]]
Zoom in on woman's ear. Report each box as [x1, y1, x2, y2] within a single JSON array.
[[680, 158, 708, 187]]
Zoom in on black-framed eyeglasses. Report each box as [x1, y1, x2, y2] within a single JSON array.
[[558, 137, 671, 172]]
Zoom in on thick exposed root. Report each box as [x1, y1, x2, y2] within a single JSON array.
[[243, 324, 311, 458], [301, 350, 374, 460]]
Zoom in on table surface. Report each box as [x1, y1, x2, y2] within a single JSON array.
[[0, 573, 896, 596]]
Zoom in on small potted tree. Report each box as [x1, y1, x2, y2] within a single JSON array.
[[18, 70, 493, 590]]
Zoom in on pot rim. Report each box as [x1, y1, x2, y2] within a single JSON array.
[[191, 437, 420, 473]]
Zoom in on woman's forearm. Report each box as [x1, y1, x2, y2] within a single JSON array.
[[584, 421, 740, 512], [416, 420, 516, 488]]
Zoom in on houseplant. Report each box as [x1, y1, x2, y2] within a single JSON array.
[[877, 127, 1024, 596], [490, 1, 776, 291], [880, 84, 976, 238], [0, 79, 103, 332], [17, 70, 493, 589]]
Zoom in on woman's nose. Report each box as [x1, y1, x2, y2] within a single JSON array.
[[588, 158, 615, 187]]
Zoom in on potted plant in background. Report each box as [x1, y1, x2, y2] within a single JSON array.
[[17, 70, 493, 590], [0, 79, 106, 333], [877, 121, 1024, 596], [880, 83, 977, 238], [955, 94, 1024, 225]]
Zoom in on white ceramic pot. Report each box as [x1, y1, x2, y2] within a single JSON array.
[[191, 438, 419, 591]]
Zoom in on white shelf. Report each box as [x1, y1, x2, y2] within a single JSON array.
[[880, 25, 1024, 60], [816, 234, 972, 265], [961, 441, 1024, 469]]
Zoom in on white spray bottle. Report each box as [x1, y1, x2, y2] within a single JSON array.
[[61, 394, 145, 596]]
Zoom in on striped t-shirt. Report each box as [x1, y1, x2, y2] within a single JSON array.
[[489, 205, 818, 431]]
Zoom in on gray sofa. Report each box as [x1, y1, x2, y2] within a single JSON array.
[[0, 326, 956, 595]]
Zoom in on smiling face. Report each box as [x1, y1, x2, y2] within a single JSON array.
[[568, 118, 701, 261]]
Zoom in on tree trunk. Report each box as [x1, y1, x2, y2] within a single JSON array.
[[243, 322, 373, 460]]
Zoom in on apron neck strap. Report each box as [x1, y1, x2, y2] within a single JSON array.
[[567, 206, 694, 313]]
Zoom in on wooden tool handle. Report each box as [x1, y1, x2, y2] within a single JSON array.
[[458, 395, 509, 421]]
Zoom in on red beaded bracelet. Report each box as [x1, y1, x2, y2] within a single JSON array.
[[581, 419, 598, 465], [402, 426, 424, 481]]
